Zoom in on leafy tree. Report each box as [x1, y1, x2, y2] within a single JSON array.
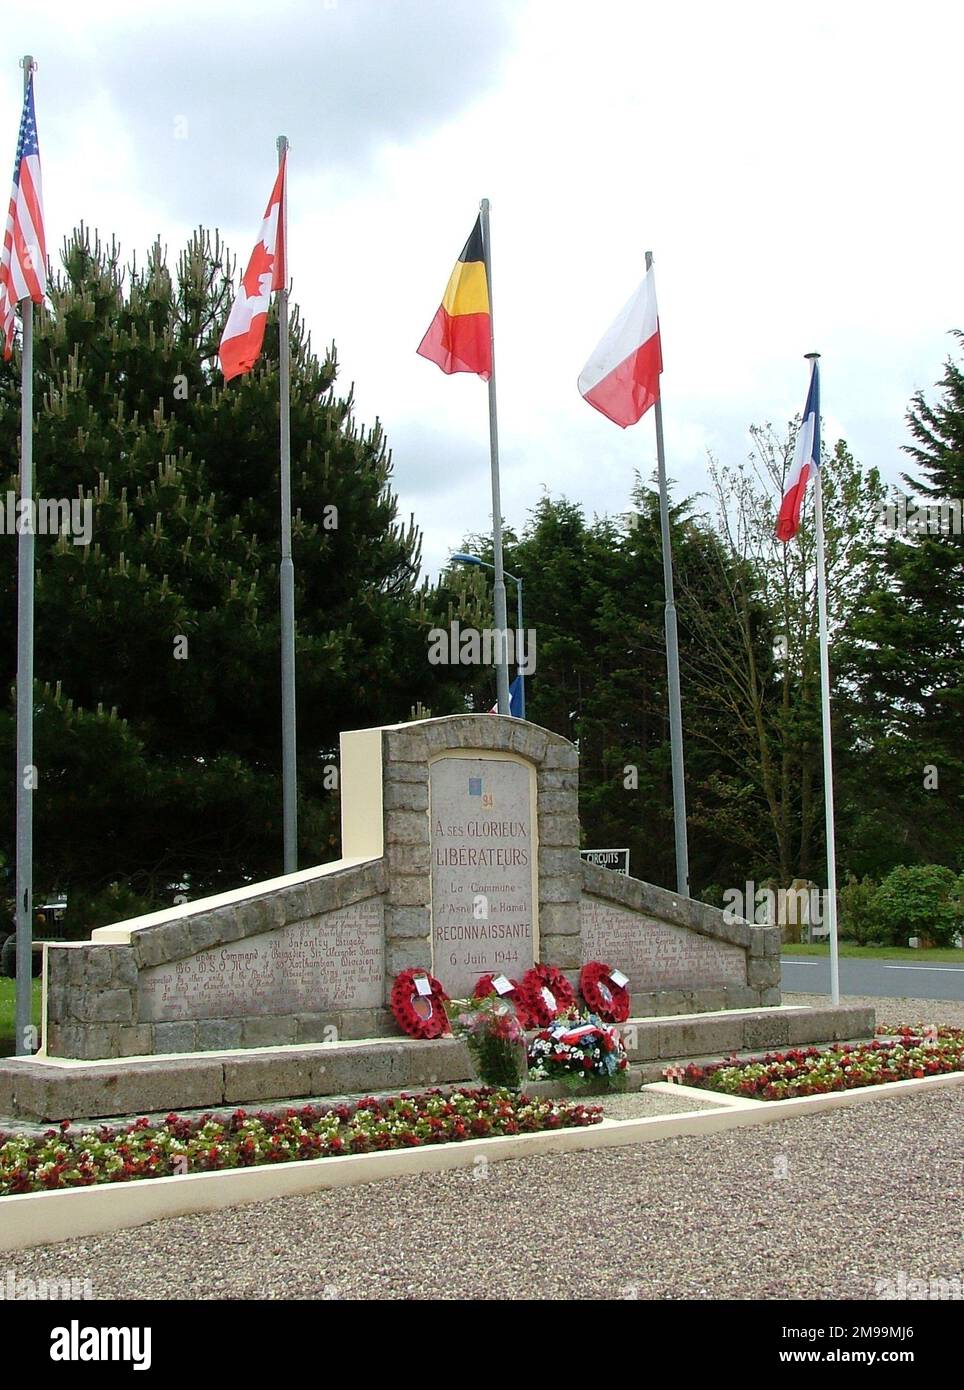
[[683, 426, 886, 885]]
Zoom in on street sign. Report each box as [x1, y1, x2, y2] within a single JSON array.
[[580, 848, 630, 876]]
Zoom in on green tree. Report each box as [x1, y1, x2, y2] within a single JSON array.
[[840, 337, 964, 873], [0, 228, 468, 930]]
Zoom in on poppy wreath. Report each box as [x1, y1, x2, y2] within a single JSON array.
[[473, 972, 534, 1028], [579, 961, 630, 1023], [390, 968, 450, 1039], [519, 963, 576, 1027]]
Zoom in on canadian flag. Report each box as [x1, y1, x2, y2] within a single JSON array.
[[219, 155, 287, 382], [578, 265, 662, 428]]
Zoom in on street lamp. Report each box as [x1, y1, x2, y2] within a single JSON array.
[[451, 552, 526, 718]]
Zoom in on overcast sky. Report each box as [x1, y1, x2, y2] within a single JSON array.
[[5, 0, 963, 575]]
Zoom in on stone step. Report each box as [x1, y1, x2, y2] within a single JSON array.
[[0, 1004, 874, 1124]]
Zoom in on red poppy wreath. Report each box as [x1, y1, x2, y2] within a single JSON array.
[[519, 963, 576, 1027], [390, 968, 450, 1039], [579, 960, 631, 1023], [473, 972, 533, 1027]]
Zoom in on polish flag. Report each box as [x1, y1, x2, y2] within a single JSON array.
[[776, 358, 821, 542], [578, 266, 662, 428], [219, 155, 287, 382]]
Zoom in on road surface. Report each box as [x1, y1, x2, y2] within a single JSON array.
[[780, 954, 964, 1002]]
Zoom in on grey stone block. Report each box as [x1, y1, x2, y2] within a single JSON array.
[[654, 991, 694, 1016], [538, 901, 580, 936], [280, 885, 312, 924], [196, 1018, 244, 1051], [763, 927, 782, 957], [387, 875, 431, 908], [336, 1009, 395, 1041], [690, 988, 730, 1014], [743, 1012, 791, 1050], [538, 768, 578, 792], [537, 813, 581, 847], [658, 1017, 744, 1059], [540, 847, 582, 877], [386, 843, 429, 874], [385, 940, 432, 976], [535, 788, 578, 816], [508, 723, 550, 763], [384, 758, 427, 784], [241, 1015, 298, 1048], [618, 1020, 660, 1061], [77, 989, 134, 1024], [385, 809, 430, 845], [112, 950, 140, 988], [311, 1044, 409, 1096], [223, 1053, 314, 1104], [759, 987, 782, 1007], [627, 993, 658, 1018], [235, 896, 276, 938], [114, 1025, 155, 1058], [539, 874, 582, 903], [386, 906, 431, 939], [543, 743, 579, 771], [384, 780, 428, 811], [86, 947, 120, 988], [747, 957, 781, 989], [539, 934, 581, 970], [154, 1021, 199, 1054]]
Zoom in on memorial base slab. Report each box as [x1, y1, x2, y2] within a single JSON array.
[[0, 1003, 874, 1124]]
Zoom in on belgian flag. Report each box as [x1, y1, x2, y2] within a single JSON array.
[[417, 215, 491, 379]]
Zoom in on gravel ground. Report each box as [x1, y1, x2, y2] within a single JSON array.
[[5, 1085, 961, 1300], [598, 1088, 717, 1119], [784, 992, 964, 1030]]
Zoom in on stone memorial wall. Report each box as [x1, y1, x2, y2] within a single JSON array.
[[42, 714, 780, 1060]]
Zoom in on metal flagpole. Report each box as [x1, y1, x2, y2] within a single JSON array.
[[646, 251, 689, 899], [277, 134, 297, 873], [14, 54, 36, 1055], [808, 353, 841, 1005], [479, 198, 510, 716]]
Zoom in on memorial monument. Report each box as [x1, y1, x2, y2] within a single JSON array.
[[0, 714, 874, 1122]]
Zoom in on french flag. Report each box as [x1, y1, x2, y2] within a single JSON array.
[[578, 265, 662, 428], [776, 358, 821, 542]]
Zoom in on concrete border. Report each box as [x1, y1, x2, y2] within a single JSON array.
[[1, 1070, 960, 1253]]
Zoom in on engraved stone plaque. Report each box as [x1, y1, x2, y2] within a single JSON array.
[[430, 754, 536, 997], [580, 898, 745, 992], [138, 900, 384, 1022]]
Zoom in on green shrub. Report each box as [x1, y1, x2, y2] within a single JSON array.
[[872, 865, 964, 948], [838, 875, 882, 944]]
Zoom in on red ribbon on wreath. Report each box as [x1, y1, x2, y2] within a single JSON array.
[[579, 960, 630, 1023], [519, 963, 576, 1027], [390, 968, 450, 1039]]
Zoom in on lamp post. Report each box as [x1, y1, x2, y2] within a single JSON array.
[[452, 552, 525, 718]]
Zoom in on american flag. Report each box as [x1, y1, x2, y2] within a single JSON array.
[[0, 70, 47, 360]]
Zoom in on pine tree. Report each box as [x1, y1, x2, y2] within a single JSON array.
[[841, 338, 964, 872], [0, 228, 467, 928]]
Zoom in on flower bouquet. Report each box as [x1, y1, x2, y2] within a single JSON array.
[[444, 993, 529, 1089], [527, 1011, 629, 1092]]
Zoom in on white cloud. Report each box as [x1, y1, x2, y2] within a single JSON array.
[[5, 0, 961, 576]]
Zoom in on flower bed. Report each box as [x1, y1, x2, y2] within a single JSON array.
[[679, 1027, 964, 1101], [0, 1089, 603, 1196]]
